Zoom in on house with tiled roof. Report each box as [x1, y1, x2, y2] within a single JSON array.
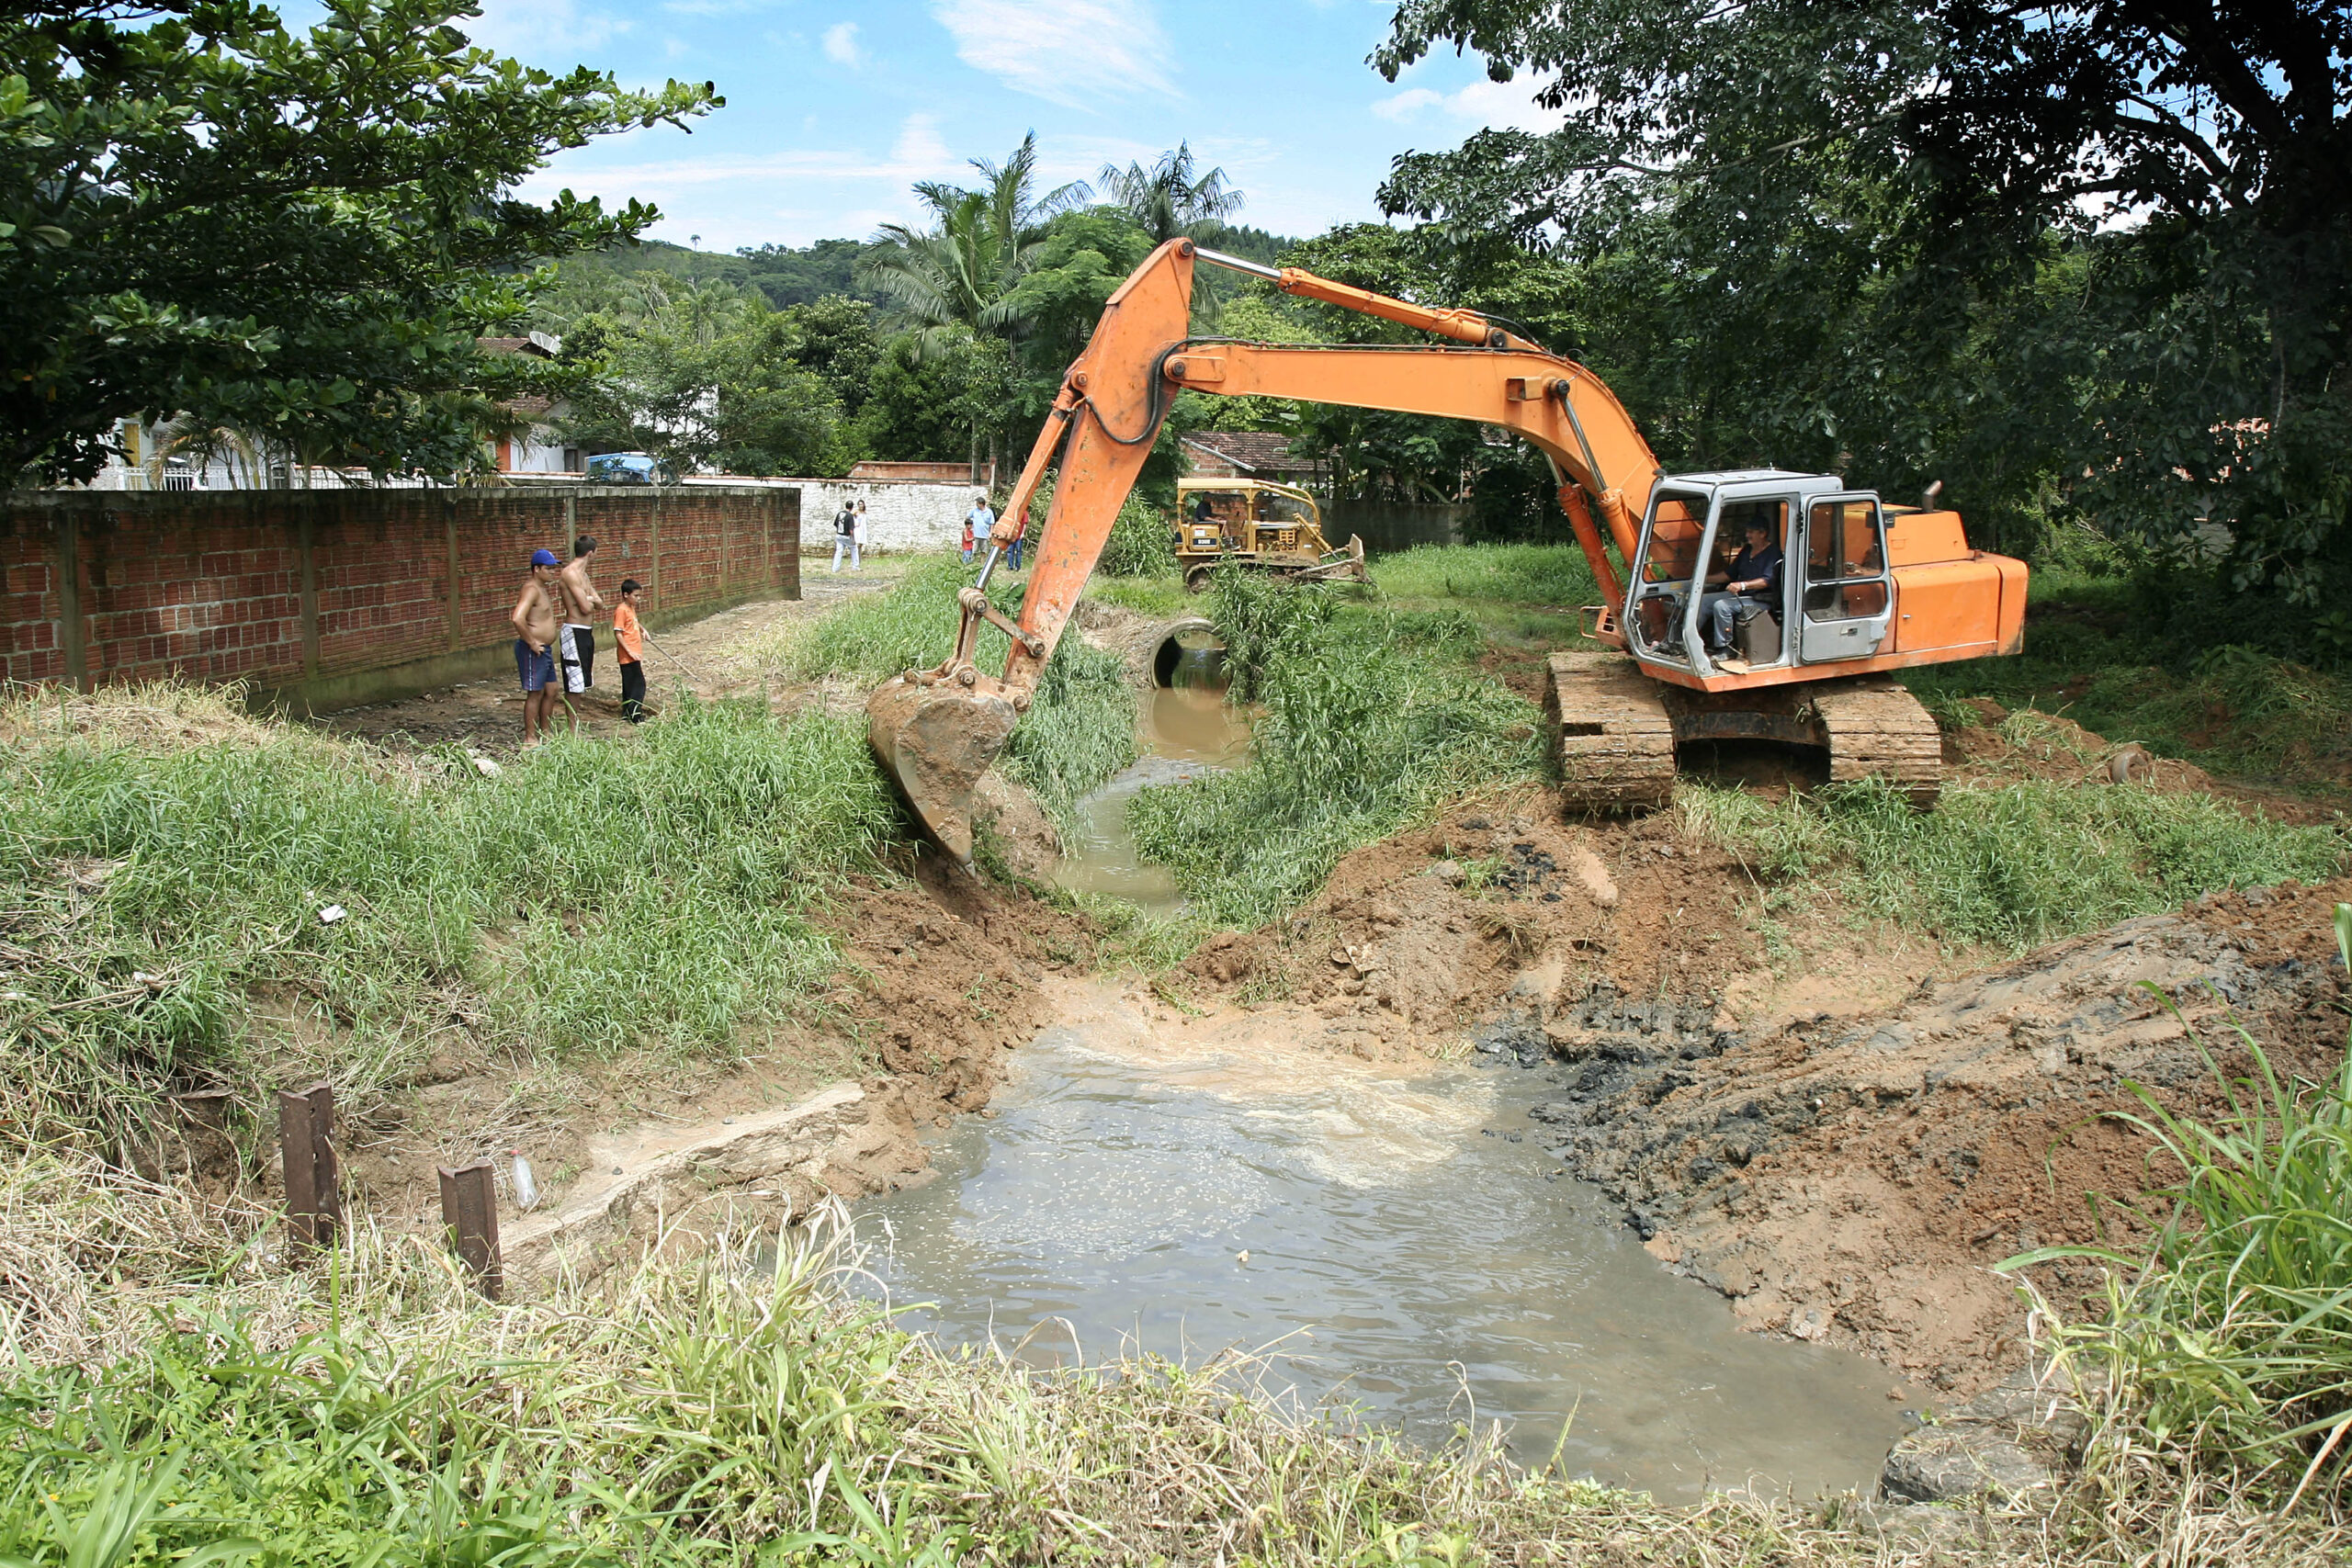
[[475, 333, 577, 476], [1179, 431, 1327, 490]]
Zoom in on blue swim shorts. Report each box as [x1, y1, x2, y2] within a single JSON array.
[[515, 637, 556, 693]]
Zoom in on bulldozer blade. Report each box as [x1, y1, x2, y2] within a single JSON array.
[[866, 674, 1019, 866]]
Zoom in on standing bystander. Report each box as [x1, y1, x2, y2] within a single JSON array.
[[613, 578, 647, 724], [556, 536, 606, 726], [852, 500, 870, 570], [510, 548, 564, 745], [966, 493, 995, 562], [831, 501, 858, 573]]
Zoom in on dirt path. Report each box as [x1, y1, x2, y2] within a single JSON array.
[[311, 559, 912, 754]]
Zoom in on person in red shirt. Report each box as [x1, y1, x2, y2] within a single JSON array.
[[613, 578, 647, 724]]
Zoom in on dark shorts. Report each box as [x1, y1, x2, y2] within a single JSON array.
[[559, 624, 594, 693], [515, 637, 555, 693]]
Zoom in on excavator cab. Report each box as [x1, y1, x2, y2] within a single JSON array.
[[1626, 472, 1897, 680]]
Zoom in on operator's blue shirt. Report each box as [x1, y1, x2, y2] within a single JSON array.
[[1728, 543, 1782, 595]]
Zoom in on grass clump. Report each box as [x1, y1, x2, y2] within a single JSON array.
[[1129, 565, 1545, 928], [763, 556, 1019, 682], [1680, 776, 2348, 952], [0, 684, 893, 1146], [2005, 906, 2352, 1516], [762, 557, 1138, 827], [1369, 541, 1601, 607]]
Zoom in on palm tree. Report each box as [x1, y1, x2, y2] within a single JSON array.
[[1093, 143, 1243, 244], [858, 132, 1087, 361], [858, 133, 1091, 479]]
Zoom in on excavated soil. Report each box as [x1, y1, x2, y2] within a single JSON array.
[[335, 869, 1086, 1236], [1162, 791, 2350, 1393]]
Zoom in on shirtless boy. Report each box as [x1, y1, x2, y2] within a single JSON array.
[[510, 548, 565, 743], [555, 536, 606, 726]]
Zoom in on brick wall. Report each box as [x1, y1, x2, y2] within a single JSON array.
[[0, 486, 798, 710]]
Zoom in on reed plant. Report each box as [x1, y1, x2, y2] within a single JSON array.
[[2003, 903, 2352, 1516]]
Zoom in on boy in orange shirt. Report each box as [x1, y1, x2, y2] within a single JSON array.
[[613, 578, 647, 724]]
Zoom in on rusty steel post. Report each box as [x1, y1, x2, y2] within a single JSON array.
[[437, 1161, 503, 1299], [277, 1083, 340, 1257]]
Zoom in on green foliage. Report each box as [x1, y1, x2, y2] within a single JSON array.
[[543, 276, 851, 476], [1679, 776, 2348, 952], [1128, 567, 1545, 927], [0, 3, 717, 482], [1002, 637, 1140, 834], [1373, 0, 2352, 611], [0, 689, 890, 1142], [1370, 542, 1600, 607], [1098, 496, 1179, 579], [2005, 907, 2352, 1500], [764, 558, 1016, 682]]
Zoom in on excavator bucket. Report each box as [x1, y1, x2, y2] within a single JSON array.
[[866, 672, 1018, 866]]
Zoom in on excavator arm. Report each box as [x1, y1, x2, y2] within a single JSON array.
[[868, 238, 1664, 863]]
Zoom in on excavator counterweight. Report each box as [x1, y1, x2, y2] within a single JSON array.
[[866, 241, 2026, 863]]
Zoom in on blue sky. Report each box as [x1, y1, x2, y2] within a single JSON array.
[[409, 0, 1560, 250]]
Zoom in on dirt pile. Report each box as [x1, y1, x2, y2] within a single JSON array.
[[1174, 792, 1940, 1063], [1167, 787, 2347, 1391], [1525, 878, 2346, 1387]]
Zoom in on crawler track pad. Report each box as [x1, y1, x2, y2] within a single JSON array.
[[867, 675, 1019, 865]]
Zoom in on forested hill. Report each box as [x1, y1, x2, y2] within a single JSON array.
[[567, 223, 1294, 314]]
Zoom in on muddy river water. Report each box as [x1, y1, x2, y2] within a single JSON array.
[[864, 635, 1913, 1502]]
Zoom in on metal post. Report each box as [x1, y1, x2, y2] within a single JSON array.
[[437, 1160, 503, 1299], [277, 1083, 339, 1256]]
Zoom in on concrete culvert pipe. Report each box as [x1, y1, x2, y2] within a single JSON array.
[[1121, 617, 1223, 690]]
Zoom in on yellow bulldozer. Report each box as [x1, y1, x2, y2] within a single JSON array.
[[1171, 476, 1368, 592]]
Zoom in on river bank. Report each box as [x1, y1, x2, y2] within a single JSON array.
[[2, 546, 2347, 1562]]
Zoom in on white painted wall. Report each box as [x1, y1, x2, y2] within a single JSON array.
[[682, 476, 989, 553]]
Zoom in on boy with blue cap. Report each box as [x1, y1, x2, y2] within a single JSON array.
[[511, 547, 564, 744]]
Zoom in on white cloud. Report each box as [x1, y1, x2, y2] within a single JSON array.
[[460, 0, 629, 58], [821, 21, 864, 66], [932, 0, 1178, 108], [1372, 78, 1560, 133]]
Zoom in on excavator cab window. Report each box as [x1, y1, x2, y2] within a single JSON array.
[[1799, 494, 1896, 662]]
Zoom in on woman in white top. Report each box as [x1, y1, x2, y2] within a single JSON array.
[[851, 500, 869, 570]]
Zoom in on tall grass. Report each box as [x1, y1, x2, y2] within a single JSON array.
[[0, 685, 892, 1145], [1369, 541, 1601, 608], [0, 1212, 1916, 1568], [1001, 636, 1138, 834], [762, 557, 1020, 682], [1679, 776, 2348, 951], [1128, 565, 1545, 928], [2004, 906, 2352, 1513]]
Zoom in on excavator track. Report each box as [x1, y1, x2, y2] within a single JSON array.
[[1545, 658, 1944, 811], [1809, 677, 1943, 806], [1546, 651, 1678, 811]]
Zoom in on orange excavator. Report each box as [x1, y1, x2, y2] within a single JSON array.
[[869, 241, 2028, 863]]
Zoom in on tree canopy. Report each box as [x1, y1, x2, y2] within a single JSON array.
[[1371, 0, 2352, 638], [0, 0, 716, 482]]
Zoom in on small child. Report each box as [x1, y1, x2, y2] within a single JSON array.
[[959, 515, 976, 564], [613, 579, 647, 724]]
